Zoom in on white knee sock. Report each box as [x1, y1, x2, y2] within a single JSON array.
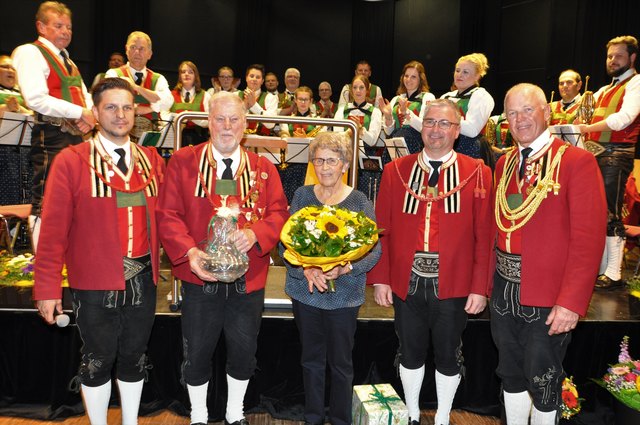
[[605, 236, 625, 280], [503, 390, 531, 425], [399, 364, 425, 421], [28, 215, 40, 253], [599, 241, 608, 275], [531, 405, 557, 425], [225, 374, 249, 423], [187, 382, 209, 424], [434, 371, 461, 425], [117, 379, 144, 425], [81, 381, 111, 425]]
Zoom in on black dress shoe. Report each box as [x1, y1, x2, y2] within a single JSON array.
[[595, 274, 623, 290], [408, 418, 419, 425], [224, 419, 250, 425]]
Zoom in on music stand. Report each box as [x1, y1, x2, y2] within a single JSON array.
[[0, 112, 33, 146], [384, 137, 409, 160], [137, 117, 175, 148], [550, 124, 583, 147]]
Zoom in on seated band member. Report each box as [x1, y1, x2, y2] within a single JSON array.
[[441, 53, 495, 162], [549, 69, 582, 125], [170, 60, 210, 146], [238, 63, 277, 136], [379, 60, 435, 156], [333, 75, 382, 200]]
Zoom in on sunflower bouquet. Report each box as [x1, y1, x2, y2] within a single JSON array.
[[560, 376, 583, 419], [280, 205, 380, 292], [594, 336, 640, 411]]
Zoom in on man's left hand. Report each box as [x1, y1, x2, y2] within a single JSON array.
[[234, 229, 257, 253], [546, 305, 579, 335]]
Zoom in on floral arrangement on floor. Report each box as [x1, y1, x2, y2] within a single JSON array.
[[561, 376, 583, 419], [280, 205, 380, 291], [0, 250, 67, 287], [626, 274, 640, 299], [594, 336, 640, 411]]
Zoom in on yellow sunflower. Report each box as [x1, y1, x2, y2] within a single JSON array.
[[317, 215, 349, 239]]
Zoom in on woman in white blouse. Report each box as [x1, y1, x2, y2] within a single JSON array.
[[334, 75, 382, 199], [440, 53, 495, 161], [379, 60, 435, 157]]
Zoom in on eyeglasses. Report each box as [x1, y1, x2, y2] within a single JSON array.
[[311, 157, 342, 167], [423, 118, 460, 130], [296, 98, 311, 103]]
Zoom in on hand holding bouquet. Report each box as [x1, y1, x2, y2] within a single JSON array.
[[280, 205, 380, 292]]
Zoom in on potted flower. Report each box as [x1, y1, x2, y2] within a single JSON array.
[[594, 336, 640, 425]]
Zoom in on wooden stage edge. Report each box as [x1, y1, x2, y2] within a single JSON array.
[[2, 263, 639, 322]]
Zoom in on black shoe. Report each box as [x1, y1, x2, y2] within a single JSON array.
[[595, 274, 624, 290], [408, 418, 419, 425], [225, 420, 250, 425]]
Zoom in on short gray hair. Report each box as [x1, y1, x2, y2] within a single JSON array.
[[309, 132, 353, 167]]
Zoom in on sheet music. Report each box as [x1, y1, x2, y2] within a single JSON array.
[[136, 117, 175, 148], [0, 112, 33, 146], [384, 137, 409, 160], [550, 125, 582, 146], [244, 135, 310, 165]]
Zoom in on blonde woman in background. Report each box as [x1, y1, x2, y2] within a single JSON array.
[[441, 53, 495, 162]]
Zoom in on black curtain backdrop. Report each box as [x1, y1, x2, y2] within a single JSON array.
[[1, 0, 637, 116]]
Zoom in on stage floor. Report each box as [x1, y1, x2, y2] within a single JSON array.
[[2, 248, 640, 322]]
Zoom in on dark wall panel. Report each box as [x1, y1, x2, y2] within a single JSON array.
[[393, 0, 461, 97]]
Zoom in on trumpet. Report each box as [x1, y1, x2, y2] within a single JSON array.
[[576, 75, 595, 124]]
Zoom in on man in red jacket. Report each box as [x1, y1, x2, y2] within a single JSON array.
[[493, 83, 606, 425], [369, 98, 493, 425], [157, 91, 288, 425], [34, 77, 165, 425]]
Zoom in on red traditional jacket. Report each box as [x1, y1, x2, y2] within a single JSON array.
[[493, 137, 607, 315], [33, 139, 165, 300], [368, 152, 494, 300], [156, 143, 289, 293]]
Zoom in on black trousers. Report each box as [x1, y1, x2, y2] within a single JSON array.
[[30, 123, 82, 214], [490, 273, 570, 412], [180, 279, 264, 386], [393, 274, 468, 376], [292, 300, 359, 425], [71, 270, 156, 386], [595, 148, 634, 236]]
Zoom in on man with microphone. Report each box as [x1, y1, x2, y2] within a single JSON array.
[[33, 77, 165, 425]]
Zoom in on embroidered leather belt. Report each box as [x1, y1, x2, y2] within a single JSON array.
[[123, 253, 152, 281], [496, 249, 521, 284], [36, 113, 83, 136], [584, 141, 635, 157], [411, 251, 439, 278]]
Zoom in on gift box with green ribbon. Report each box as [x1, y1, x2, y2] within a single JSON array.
[[352, 384, 409, 425]]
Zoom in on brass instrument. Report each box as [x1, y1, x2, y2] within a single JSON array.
[[130, 115, 157, 140], [576, 76, 595, 124], [484, 116, 497, 148]]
